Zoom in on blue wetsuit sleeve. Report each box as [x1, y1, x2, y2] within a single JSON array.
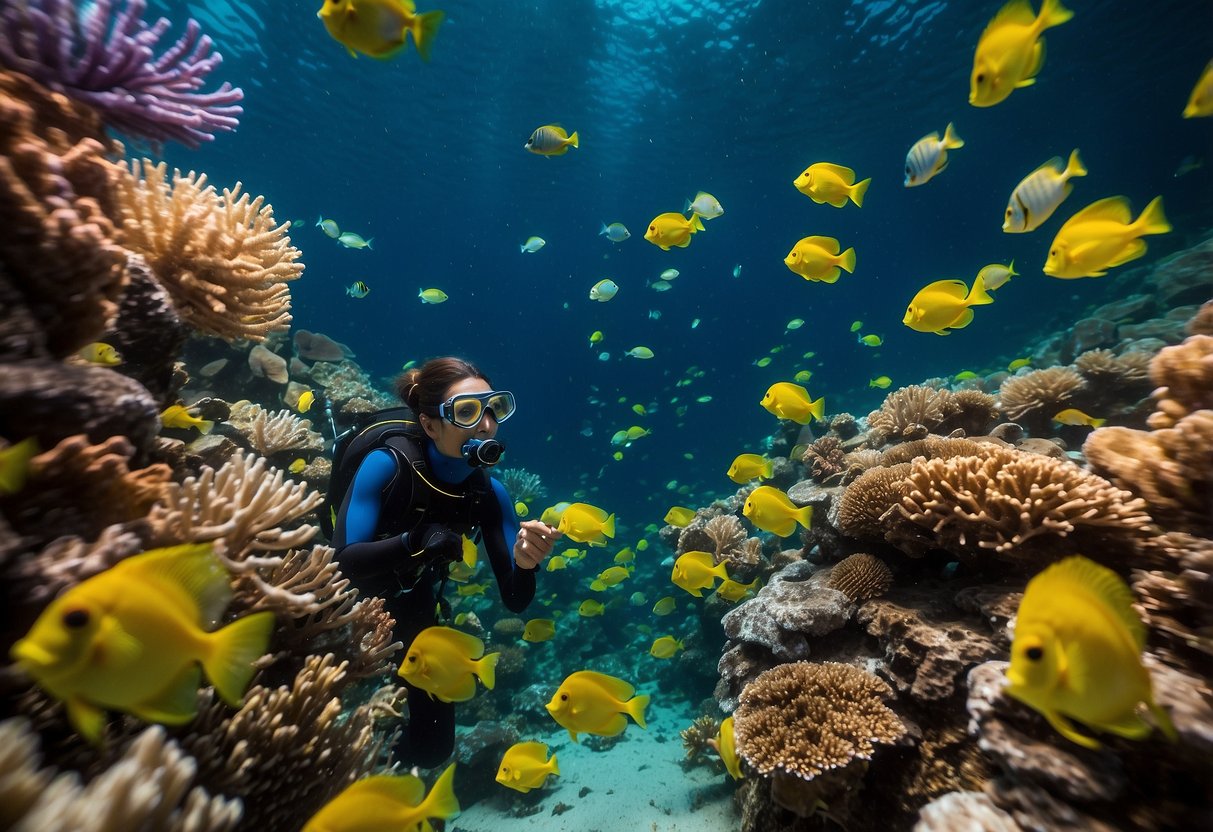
[[333, 450, 409, 582], [482, 476, 534, 613]]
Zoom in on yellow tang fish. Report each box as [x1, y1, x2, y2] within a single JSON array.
[[664, 506, 696, 527], [540, 502, 571, 526], [595, 566, 631, 587], [9, 544, 274, 744], [522, 619, 556, 643], [902, 277, 994, 336], [1008, 357, 1033, 371], [652, 596, 677, 616], [514, 501, 530, 518], [626, 426, 651, 440], [545, 555, 567, 572], [578, 599, 605, 617], [793, 369, 813, 384], [1005, 556, 1176, 749], [975, 261, 1018, 291], [496, 742, 560, 794], [743, 486, 813, 538], [1183, 60, 1213, 118], [954, 370, 980, 380], [397, 626, 498, 702], [316, 0, 444, 61], [456, 582, 489, 597], [0, 437, 39, 495], [709, 716, 743, 780], [970, 0, 1074, 108], [1004, 150, 1087, 233], [613, 547, 635, 564], [77, 342, 123, 366], [161, 404, 214, 434], [715, 577, 759, 603], [460, 535, 478, 568], [288, 458, 307, 474], [783, 235, 856, 284], [1043, 196, 1170, 279], [727, 453, 774, 484], [590, 330, 604, 345], [631, 403, 647, 416], [556, 502, 616, 546], [525, 124, 579, 156], [760, 381, 825, 424], [869, 376, 892, 389], [793, 162, 871, 208], [302, 763, 459, 832], [904, 123, 964, 187], [858, 334, 883, 347], [546, 669, 650, 742], [636, 539, 649, 551], [649, 636, 684, 659], [644, 212, 705, 251], [295, 390, 316, 413], [671, 551, 730, 598], [1053, 408, 1106, 428]]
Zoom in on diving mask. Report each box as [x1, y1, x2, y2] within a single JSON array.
[[438, 390, 516, 428]]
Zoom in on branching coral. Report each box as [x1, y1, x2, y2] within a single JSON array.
[[802, 435, 847, 483], [681, 715, 722, 766], [1132, 533, 1213, 670], [112, 159, 302, 342], [246, 406, 323, 458], [1147, 335, 1213, 429], [945, 389, 1000, 436], [499, 467, 546, 504], [6, 523, 145, 608], [828, 554, 893, 601], [867, 385, 959, 446], [996, 367, 1085, 429], [0, 69, 127, 359], [0, 0, 242, 147], [704, 514, 747, 564]]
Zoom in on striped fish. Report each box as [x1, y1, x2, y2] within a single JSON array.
[[524, 124, 579, 156], [904, 122, 964, 187], [1003, 149, 1087, 233]]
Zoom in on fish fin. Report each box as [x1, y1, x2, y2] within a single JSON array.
[[932, 279, 970, 298], [1105, 240, 1148, 269], [826, 194, 849, 208], [820, 267, 842, 284], [130, 663, 202, 725], [942, 122, 964, 149], [410, 10, 445, 62], [991, 0, 1037, 28], [689, 213, 705, 232], [117, 544, 230, 626], [1134, 196, 1171, 236], [797, 504, 814, 530], [419, 763, 461, 822], [1041, 707, 1102, 749], [578, 669, 636, 701], [1149, 701, 1179, 743], [67, 697, 108, 745], [1089, 418, 1106, 427], [1037, 0, 1074, 30], [951, 308, 977, 330], [804, 235, 840, 254], [817, 162, 856, 183], [809, 396, 826, 424], [203, 611, 275, 707], [1069, 195, 1132, 225], [1047, 557, 1147, 649], [1064, 149, 1087, 178], [602, 513, 616, 539], [1034, 155, 1064, 175], [838, 248, 857, 274], [712, 560, 731, 582], [966, 275, 995, 306], [549, 753, 561, 776], [627, 694, 651, 729], [850, 177, 871, 207], [567, 131, 580, 149], [198, 419, 215, 435], [1008, 259, 1018, 276], [349, 774, 427, 808], [477, 652, 499, 691], [1023, 38, 1046, 83]]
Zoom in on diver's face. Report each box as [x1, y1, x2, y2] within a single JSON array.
[[421, 376, 498, 458]]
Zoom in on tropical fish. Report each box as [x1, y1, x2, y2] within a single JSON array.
[[9, 544, 274, 743], [969, 0, 1074, 107], [1005, 556, 1177, 749], [760, 382, 825, 424], [522, 619, 556, 643], [715, 577, 759, 603], [708, 716, 743, 780], [302, 764, 459, 832], [161, 404, 214, 434], [2, 438, 41, 494], [727, 453, 773, 484], [595, 566, 631, 587], [732, 264, 742, 278], [793, 370, 813, 384], [316, 216, 340, 237], [671, 551, 729, 597], [626, 425, 651, 440], [629, 591, 646, 606], [850, 320, 863, 332], [664, 506, 696, 527], [1008, 357, 1033, 371], [520, 236, 546, 253], [346, 281, 370, 298], [545, 556, 567, 572], [904, 123, 964, 187], [644, 212, 705, 250], [793, 162, 871, 208], [460, 535, 478, 568], [418, 288, 449, 303], [743, 486, 813, 537], [546, 670, 650, 742], [902, 277, 994, 335], [496, 742, 559, 794], [649, 279, 673, 292], [337, 231, 372, 249], [954, 370, 980, 380], [661, 268, 680, 280], [1004, 150, 1087, 232], [294, 391, 315, 414], [626, 346, 655, 359], [1184, 60, 1213, 118], [514, 501, 529, 517], [600, 222, 630, 242], [786, 318, 805, 330], [975, 261, 1017, 291], [589, 279, 619, 301], [397, 626, 497, 702], [589, 330, 604, 346], [684, 192, 724, 219], [754, 357, 772, 368], [1043, 196, 1170, 279], [869, 376, 892, 389], [784, 236, 856, 284], [540, 503, 570, 526], [557, 502, 616, 546], [858, 334, 883, 347], [652, 596, 677, 616], [631, 404, 647, 416], [613, 547, 635, 564], [77, 342, 122, 366], [578, 599, 605, 617], [1173, 155, 1204, 177], [316, 0, 444, 61], [525, 125, 579, 156], [649, 636, 685, 659], [1053, 408, 1106, 428]]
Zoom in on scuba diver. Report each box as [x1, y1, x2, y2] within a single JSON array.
[[330, 356, 561, 767]]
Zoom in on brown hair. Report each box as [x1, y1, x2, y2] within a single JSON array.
[[395, 357, 491, 414]]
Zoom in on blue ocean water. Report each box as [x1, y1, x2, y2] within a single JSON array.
[[158, 0, 1213, 525]]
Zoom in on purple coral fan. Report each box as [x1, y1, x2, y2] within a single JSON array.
[[0, 0, 243, 148]]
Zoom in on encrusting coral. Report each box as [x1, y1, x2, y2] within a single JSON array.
[[828, 553, 893, 601]]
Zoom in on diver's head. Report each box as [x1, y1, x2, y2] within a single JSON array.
[[399, 357, 515, 461]]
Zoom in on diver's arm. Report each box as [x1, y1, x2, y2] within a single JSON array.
[[482, 478, 535, 613], [332, 450, 411, 581]]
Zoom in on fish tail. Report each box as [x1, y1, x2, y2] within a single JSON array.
[[1089, 417, 1106, 427], [689, 213, 705, 232], [761, 459, 774, 479], [850, 177, 871, 207], [602, 513, 617, 539], [966, 275, 995, 306], [942, 122, 964, 149], [808, 395, 826, 423], [419, 763, 461, 822], [519, 244, 526, 253], [548, 753, 561, 776], [1064, 149, 1087, 179], [198, 419, 215, 435], [1008, 258, 1018, 276], [599, 222, 608, 235], [683, 198, 693, 212], [567, 131, 580, 148], [1037, 0, 1074, 30], [838, 247, 857, 273], [796, 504, 814, 530], [411, 10, 445, 62], [204, 610, 275, 707], [627, 694, 651, 729], [712, 560, 731, 583], [476, 651, 500, 691], [365, 238, 373, 250], [1134, 196, 1171, 236]]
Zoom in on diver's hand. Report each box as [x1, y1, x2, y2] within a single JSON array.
[[515, 521, 562, 570]]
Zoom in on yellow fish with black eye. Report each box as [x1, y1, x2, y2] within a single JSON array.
[[793, 162, 871, 208], [727, 453, 773, 484], [714, 577, 759, 603], [784, 236, 856, 283], [1053, 408, 1105, 428], [9, 544, 275, 744], [496, 742, 560, 793], [644, 212, 705, 250], [316, 0, 444, 61], [77, 342, 123, 366], [1006, 555, 1176, 749], [743, 486, 813, 537], [161, 404, 214, 434], [522, 619, 556, 643], [1043, 196, 1170, 279], [649, 636, 684, 659], [546, 669, 650, 742], [652, 596, 677, 616], [760, 382, 825, 424], [969, 0, 1074, 108], [664, 506, 696, 527], [708, 716, 743, 780], [525, 125, 579, 156], [398, 626, 497, 703], [671, 551, 729, 597], [302, 763, 459, 832], [902, 277, 994, 335], [557, 502, 616, 546]]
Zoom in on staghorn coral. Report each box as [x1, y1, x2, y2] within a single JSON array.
[[0, 0, 242, 148], [704, 514, 747, 564], [681, 715, 722, 766], [835, 462, 912, 542], [828, 553, 893, 601], [868, 385, 959, 446], [112, 159, 302, 342], [1147, 335, 1213, 429], [996, 367, 1085, 432], [0, 69, 127, 359], [247, 406, 323, 458], [498, 467, 546, 504], [1, 718, 241, 832]]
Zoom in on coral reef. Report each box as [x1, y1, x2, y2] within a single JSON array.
[[868, 385, 959, 446], [1146, 334, 1213, 429], [827, 553, 893, 601], [996, 367, 1085, 435], [704, 514, 747, 564], [225, 402, 324, 459], [498, 467, 546, 505], [680, 714, 722, 766]]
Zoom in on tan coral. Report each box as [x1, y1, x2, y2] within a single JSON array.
[[248, 343, 288, 384], [7, 523, 145, 607], [1075, 349, 1151, 386], [997, 367, 1085, 426], [111, 159, 303, 342], [879, 435, 996, 466], [1132, 533, 1213, 670], [228, 400, 324, 457], [945, 389, 1000, 436], [802, 435, 848, 483], [835, 463, 912, 542], [867, 386, 959, 446], [703, 514, 747, 564], [680, 715, 722, 765], [1147, 335, 1213, 429], [828, 553, 893, 601]]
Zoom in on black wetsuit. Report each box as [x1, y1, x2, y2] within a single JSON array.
[[332, 439, 535, 767]]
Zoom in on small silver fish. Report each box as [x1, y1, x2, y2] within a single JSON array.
[[904, 123, 964, 187], [338, 232, 372, 249], [1003, 150, 1086, 233], [316, 216, 340, 238], [599, 222, 630, 242]]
